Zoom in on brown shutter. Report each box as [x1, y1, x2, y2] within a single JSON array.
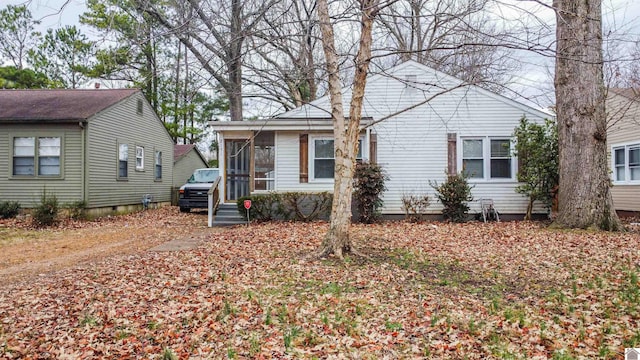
[[447, 133, 457, 175], [299, 134, 308, 183], [369, 133, 377, 164]]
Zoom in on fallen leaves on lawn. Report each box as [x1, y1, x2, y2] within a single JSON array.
[[0, 218, 639, 359]]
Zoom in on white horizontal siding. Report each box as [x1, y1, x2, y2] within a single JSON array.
[[611, 185, 640, 212], [275, 132, 334, 192], [607, 93, 640, 146], [251, 61, 552, 215], [366, 66, 547, 215]]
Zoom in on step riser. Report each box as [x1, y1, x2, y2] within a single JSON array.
[[212, 204, 246, 226]]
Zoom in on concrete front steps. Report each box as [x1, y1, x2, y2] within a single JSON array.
[[212, 203, 247, 227]]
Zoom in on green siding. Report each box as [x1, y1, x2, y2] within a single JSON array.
[[0, 123, 84, 207], [86, 92, 174, 208], [173, 150, 208, 187]]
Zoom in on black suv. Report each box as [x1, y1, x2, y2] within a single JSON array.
[[178, 168, 219, 212]]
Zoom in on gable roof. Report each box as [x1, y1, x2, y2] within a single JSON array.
[[0, 89, 140, 122], [610, 88, 640, 101], [174, 144, 208, 165], [274, 60, 552, 121]]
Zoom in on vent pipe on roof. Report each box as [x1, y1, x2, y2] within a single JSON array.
[[94, 83, 100, 89]]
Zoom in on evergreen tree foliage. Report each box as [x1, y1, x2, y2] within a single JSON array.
[[513, 117, 559, 219]]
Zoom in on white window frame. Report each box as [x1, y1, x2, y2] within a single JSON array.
[[11, 135, 63, 179], [459, 136, 516, 182], [135, 146, 144, 171], [309, 135, 365, 182], [154, 150, 162, 181], [611, 142, 640, 184], [118, 143, 128, 179]]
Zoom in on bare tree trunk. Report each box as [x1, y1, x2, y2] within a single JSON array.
[[173, 40, 182, 143], [229, 0, 244, 121], [525, 196, 533, 221], [552, 0, 622, 231], [313, 0, 380, 259]]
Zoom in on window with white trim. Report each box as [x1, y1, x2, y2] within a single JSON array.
[[155, 150, 162, 180], [12, 136, 61, 177], [462, 139, 484, 178], [612, 143, 640, 183], [118, 143, 128, 178], [461, 137, 514, 180], [310, 137, 363, 180], [136, 146, 144, 171]]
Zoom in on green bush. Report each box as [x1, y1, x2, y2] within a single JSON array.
[[353, 161, 387, 223], [237, 193, 281, 222], [513, 117, 559, 219], [0, 201, 21, 219], [237, 192, 332, 222], [431, 172, 473, 223], [33, 190, 59, 227], [64, 200, 87, 220]]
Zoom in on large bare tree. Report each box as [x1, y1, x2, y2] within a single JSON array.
[[312, 0, 392, 259], [375, 0, 518, 91], [552, 0, 622, 230], [135, 0, 276, 121], [246, 0, 323, 111]]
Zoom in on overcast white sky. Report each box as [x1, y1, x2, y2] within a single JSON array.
[[6, 0, 640, 109]]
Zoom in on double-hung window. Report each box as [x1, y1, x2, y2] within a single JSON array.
[[310, 137, 363, 180], [462, 139, 484, 178], [136, 146, 144, 171], [12, 136, 61, 177], [155, 151, 162, 180], [612, 143, 640, 183], [118, 143, 128, 178], [462, 137, 513, 180]]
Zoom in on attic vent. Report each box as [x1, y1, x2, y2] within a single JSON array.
[[405, 75, 417, 93], [136, 99, 143, 115]]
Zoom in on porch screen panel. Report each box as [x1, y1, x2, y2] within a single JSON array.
[[254, 131, 275, 191], [225, 140, 250, 201]]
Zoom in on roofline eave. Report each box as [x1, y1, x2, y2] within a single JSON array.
[[207, 118, 374, 132]]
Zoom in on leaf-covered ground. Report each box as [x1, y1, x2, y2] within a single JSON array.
[[1, 215, 640, 359], [0, 207, 211, 285]]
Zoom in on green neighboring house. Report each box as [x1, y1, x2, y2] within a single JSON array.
[[173, 144, 209, 188], [0, 89, 174, 215]]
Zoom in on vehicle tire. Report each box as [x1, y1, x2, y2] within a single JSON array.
[[179, 207, 190, 213]]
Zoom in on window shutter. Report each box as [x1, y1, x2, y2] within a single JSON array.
[[447, 133, 457, 176], [299, 134, 308, 183], [369, 133, 377, 164]]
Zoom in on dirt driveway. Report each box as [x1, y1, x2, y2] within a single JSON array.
[[0, 207, 220, 285]]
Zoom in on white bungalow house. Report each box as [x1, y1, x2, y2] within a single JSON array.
[[208, 61, 552, 218]]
